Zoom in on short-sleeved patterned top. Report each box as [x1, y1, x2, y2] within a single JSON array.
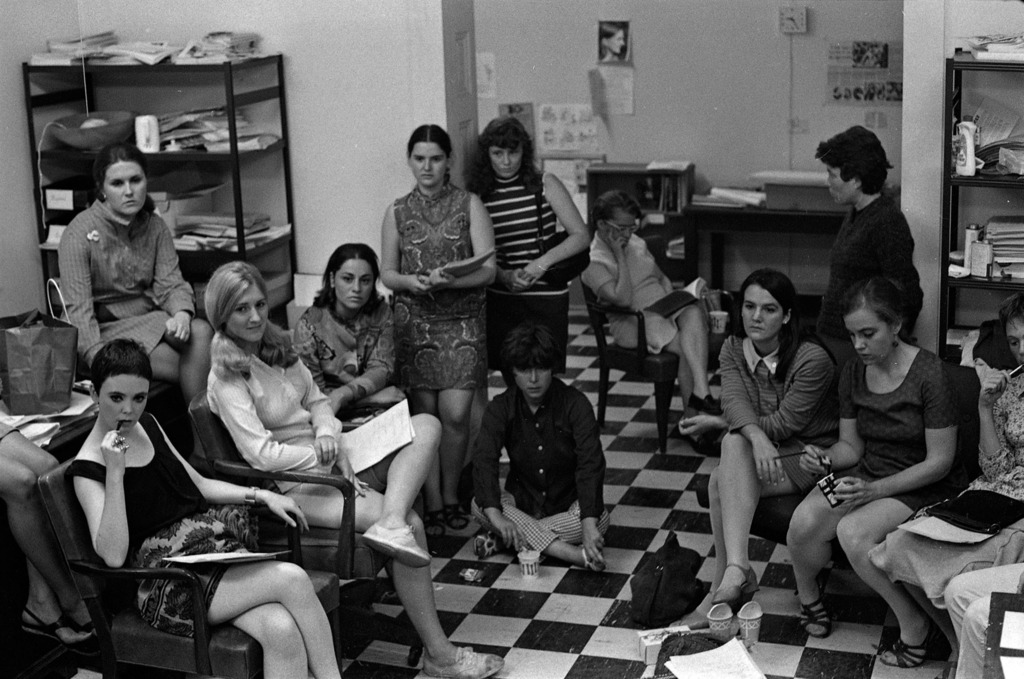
[[841, 349, 958, 480], [975, 375, 1024, 501]]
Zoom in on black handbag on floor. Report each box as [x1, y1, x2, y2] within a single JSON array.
[[534, 193, 589, 288], [926, 489, 1024, 535], [629, 531, 707, 628]]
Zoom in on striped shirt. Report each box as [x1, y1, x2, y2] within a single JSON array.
[[483, 175, 559, 292]]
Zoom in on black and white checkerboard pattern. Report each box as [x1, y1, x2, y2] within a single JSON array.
[[340, 312, 950, 679]]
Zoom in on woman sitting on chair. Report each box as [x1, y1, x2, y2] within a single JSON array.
[[678, 268, 840, 624], [869, 291, 1024, 676], [204, 261, 503, 679], [70, 339, 341, 679], [293, 243, 405, 414], [786, 277, 965, 667], [581, 189, 718, 418]]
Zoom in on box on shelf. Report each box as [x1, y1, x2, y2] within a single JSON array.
[[750, 170, 846, 213], [150, 184, 223, 234], [44, 176, 94, 212]]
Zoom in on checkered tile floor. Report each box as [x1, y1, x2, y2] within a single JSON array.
[[341, 312, 951, 679]]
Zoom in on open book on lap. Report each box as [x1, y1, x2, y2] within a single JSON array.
[[645, 289, 698, 318]]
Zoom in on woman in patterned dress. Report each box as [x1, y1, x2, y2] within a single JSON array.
[[380, 124, 496, 536], [786, 278, 965, 667], [869, 292, 1024, 677], [70, 340, 341, 679], [58, 142, 212, 402]]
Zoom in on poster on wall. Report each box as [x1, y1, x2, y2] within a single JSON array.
[[598, 20, 631, 64], [826, 40, 903, 106], [536, 104, 599, 154], [477, 52, 496, 99], [498, 103, 535, 140]]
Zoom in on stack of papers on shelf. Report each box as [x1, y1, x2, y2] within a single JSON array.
[[708, 187, 766, 207], [101, 41, 181, 66], [967, 34, 1024, 62], [985, 215, 1024, 263], [177, 212, 271, 238], [646, 160, 692, 172], [205, 133, 280, 153], [174, 224, 291, 251], [157, 107, 253, 151], [31, 30, 118, 65], [174, 31, 262, 64]]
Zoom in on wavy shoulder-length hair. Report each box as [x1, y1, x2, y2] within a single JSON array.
[[204, 260, 297, 377], [466, 116, 543, 198]]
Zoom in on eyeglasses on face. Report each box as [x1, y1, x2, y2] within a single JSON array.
[[601, 217, 640, 232]]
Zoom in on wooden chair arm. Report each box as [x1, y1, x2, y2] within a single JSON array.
[[69, 560, 216, 673], [209, 460, 357, 578]]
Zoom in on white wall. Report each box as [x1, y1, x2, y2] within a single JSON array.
[[475, 0, 905, 294], [0, 1, 80, 316]]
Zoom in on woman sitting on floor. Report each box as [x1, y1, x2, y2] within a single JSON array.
[[70, 339, 341, 679], [787, 277, 966, 668], [678, 268, 839, 624], [581, 189, 719, 419], [293, 243, 405, 414], [870, 291, 1024, 676], [471, 320, 610, 570], [204, 261, 503, 679]]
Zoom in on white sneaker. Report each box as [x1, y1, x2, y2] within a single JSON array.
[[362, 523, 431, 568], [422, 646, 504, 679]]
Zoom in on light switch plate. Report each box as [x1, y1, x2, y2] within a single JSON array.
[[779, 6, 808, 34]]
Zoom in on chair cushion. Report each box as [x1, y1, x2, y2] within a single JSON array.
[[111, 609, 260, 677]]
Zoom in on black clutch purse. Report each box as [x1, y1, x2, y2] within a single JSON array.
[[925, 489, 1024, 535]]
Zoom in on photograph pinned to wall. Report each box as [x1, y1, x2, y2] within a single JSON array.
[[536, 104, 599, 155], [598, 20, 631, 64], [498, 102, 535, 140], [827, 40, 903, 106], [477, 52, 496, 99]]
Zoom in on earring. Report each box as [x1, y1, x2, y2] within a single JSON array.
[[98, 192, 106, 202]]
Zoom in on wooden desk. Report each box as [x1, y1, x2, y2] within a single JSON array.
[[679, 205, 845, 290]]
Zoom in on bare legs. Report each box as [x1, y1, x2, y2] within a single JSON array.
[[359, 414, 439, 533], [665, 306, 711, 404], [410, 388, 474, 515], [150, 317, 214, 403], [207, 561, 341, 679], [683, 435, 797, 623], [0, 432, 90, 640], [787, 489, 845, 608]]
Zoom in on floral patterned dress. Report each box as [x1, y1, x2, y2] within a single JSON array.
[[391, 183, 486, 390]]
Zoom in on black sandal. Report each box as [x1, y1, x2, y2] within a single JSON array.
[[878, 623, 939, 668], [424, 510, 446, 538], [799, 596, 832, 638], [22, 608, 98, 656], [443, 504, 470, 531]]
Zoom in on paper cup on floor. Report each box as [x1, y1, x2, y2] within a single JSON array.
[[709, 310, 729, 334], [518, 549, 540, 578], [737, 601, 763, 648], [707, 602, 734, 642]]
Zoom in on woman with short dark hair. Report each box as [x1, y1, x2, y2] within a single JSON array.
[[471, 321, 609, 570], [815, 126, 922, 366]]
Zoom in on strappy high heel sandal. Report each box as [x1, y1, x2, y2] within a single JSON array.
[[711, 563, 759, 610], [878, 622, 942, 668], [799, 596, 832, 638]]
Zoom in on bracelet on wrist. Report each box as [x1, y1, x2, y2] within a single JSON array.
[[245, 486, 260, 505]]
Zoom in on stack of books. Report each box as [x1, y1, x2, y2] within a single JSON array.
[[30, 30, 118, 65], [175, 212, 271, 238], [692, 187, 766, 208], [967, 34, 1024, 62]]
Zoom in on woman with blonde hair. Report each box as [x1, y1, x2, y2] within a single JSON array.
[[205, 261, 503, 679]]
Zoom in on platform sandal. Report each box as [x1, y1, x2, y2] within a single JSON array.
[[443, 503, 470, 531], [799, 596, 832, 638], [424, 509, 446, 538]]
